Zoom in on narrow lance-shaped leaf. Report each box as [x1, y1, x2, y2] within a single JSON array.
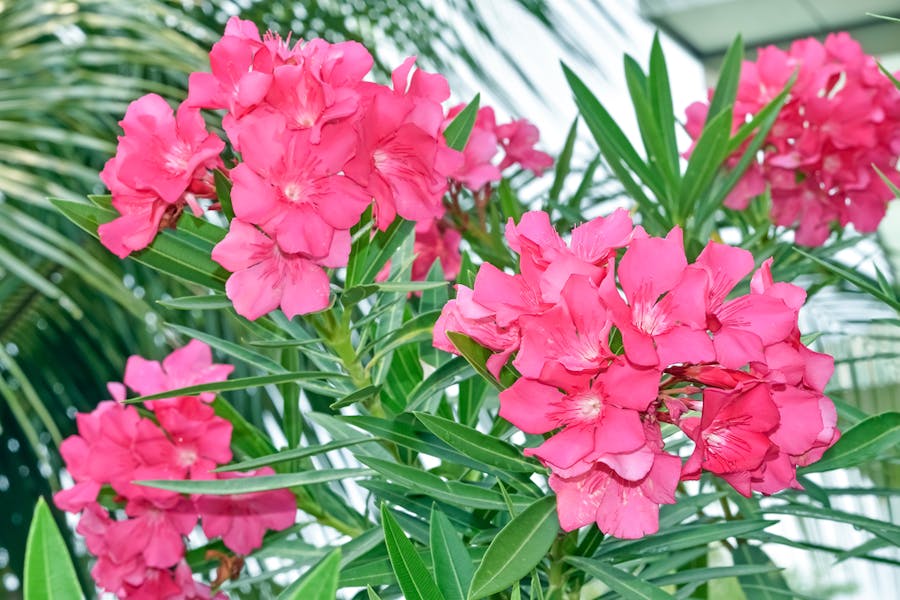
[[731, 543, 792, 600], [548, 118, 578, 203], [561, 62, 666, 202], [415, 412, 542, 473], [467, 495, 559, 600], [707, 35, 743, 119], [800, 411, 900, 473], [123, 371, 348, 404], [381, 504, 446, 600], [214, 168, 234, 221], [278, 548, 341, 600], [564, 556, 675, 600], [430, 506, 475, 600], [215, 437, 374, 473], [444, 93, 481, 151], [137, 468, 372, 495], [24, 498, 85, 600]]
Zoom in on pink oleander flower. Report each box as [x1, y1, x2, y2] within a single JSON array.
[[105, 497, 198, 569], [195, 468, 297, 555], [496, 118, 554, 176], [433, 209, 840, 539], [246, 38, 373, 143], [686, 32, 900, 245], [212, 219, 338, 319], [123, 339, 234, 409], [412, 218, 462, 280], [433, 209, 640, 377], [598, 227, 713, 368], [55, 343, 251, 597], [99, 94, 224, 258], [154, 397, 233, 480], [344, 56, 462, 229], [444, 104, 502, 190], [230, 116, 370, 258], [549, 425, 680, 539]]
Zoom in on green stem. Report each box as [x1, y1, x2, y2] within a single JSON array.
[[546, 532, 580, 600], [295, 490, 365, 537], [313, 310, 386, 418], [281, 349, 301, 449]]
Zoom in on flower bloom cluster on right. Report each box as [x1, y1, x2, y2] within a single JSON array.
[[434, 210, 839, 538], [686, 32, 900, 246]]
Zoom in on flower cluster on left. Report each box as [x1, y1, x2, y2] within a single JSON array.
[[96, 16, 550, 321], [53, 341, 296, 599]]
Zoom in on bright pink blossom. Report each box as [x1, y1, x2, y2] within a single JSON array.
[[195, 468, 297, 555], [230, 117, 370, 258], [55, 343, 255, 596], [445, 104, 502, 190], [686, 32, 900, 245], [212, 219, 337, 319], [550, 430, 680, 539], [344, 57, 462, 228], [434, 210, 840, 538], [99, 94, 223, 258], [496, 118, 553, 175], [123, 339, 233, 408], [412, 218, 462, 280]]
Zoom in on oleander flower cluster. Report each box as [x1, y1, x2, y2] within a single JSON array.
[[96, 16, 550, 318], [54, 341, 296, 599], [686, 32, 900, 246], [434, 210, 839, 538]]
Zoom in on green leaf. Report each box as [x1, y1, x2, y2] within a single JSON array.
[[794, 248, 900, 313], [357, 217, 417, 287], [446, 332, 507, 390], [678, 107, 733, 216], [648, 32, 679, 187], [652, 564, 783, 588], [330, 385, 383, 410], [415, 412, 541, 473], [52, 198, 228, 290], [801, 411, 900, 473], [358, 456, 531, 511], [561, 62, 667, 222], [444, 94, 481, 151], [167, 324, 288, 372], [731, 544, 791, 600], [137, 468, 372, 494], [278, 548, 341, 600], [707, 35, 743, 120], [467, 495, 559, 600], [548, 118, 578, 203], [124, 371, 347, 404], [157, 294, 233, 310], [343, 280, 449, 304], [431, 506, 475, 600], [381, 504, 446, 600], [564, 556, 674, 600], [215, 437, 374, 472], [596, 520, 775, 559], [214, 168, 235, 221], [365, 309, 441, 368], [367, 586, 384, 600], [24, 498, 84, 600], [622, 54, 675, 204], [761, 503, 900, 547], [406, 356, 474, 412]]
